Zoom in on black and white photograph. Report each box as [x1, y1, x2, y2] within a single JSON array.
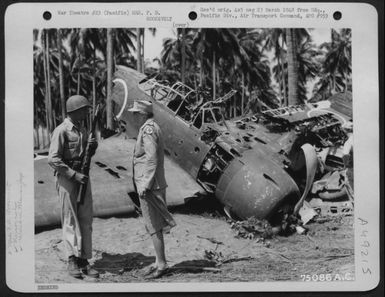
[[4, 2, 380, 293], [33, 25, 356, 283]]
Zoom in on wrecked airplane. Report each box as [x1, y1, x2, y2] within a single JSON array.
[[34, 66, 353, 227], [111, 66, 353, 222]]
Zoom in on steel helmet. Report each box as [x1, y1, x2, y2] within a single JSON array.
[[66, 95, 91, 113]]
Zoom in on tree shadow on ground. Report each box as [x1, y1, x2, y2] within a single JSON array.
[[93, 252, 155, 274], [171, 194, 225, 217], [167, 259, 219, 275], [128, 191, 226, 218]]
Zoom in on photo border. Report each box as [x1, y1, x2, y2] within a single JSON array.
[[1, 0, 383, 295]]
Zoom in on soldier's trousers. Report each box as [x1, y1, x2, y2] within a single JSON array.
[[55, 174, 93, 259]]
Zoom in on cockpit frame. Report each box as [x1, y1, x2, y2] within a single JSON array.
[[139, 79, 233, 130]]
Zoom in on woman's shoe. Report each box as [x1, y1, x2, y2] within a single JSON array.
[[145, 267, 169, 279], [142, 264, 157, 277]]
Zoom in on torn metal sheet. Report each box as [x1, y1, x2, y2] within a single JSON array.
[[312, 170, 350, 201], [308, 198, 353, 217], [298, 201, 318, 225], [293, 144, 318, 215]]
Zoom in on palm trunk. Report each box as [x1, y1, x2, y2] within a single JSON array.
[[345, 76, 349, 93], [233, 98, 236, 117], [141, 28, 145, 73], [278, 73, 284, 106], [92, 76, 96, 114], [216, 69, 220, 90], [34, 106, 40, 148], [232, 72, 236, 117], [92, 50, 96, 115], [193, 68, 198, 97], [278, 55, 285, 106], [280, 41, 288, 106], [77, 71, 81, 94], [212, 51, 216, 100], [57, 29, 66, 120], [77, 29, 84, 95], [44, 30, 53, 132], [36, 127, 40, 149], [281, 59, 288, 106], [52, 109, 56, 129], [136, 28, 141, 72], [106, 28, 114, 129], [42, 126, 46, 148], [199, 58, 204, 86], [42, 31, 50, 132], [330, 29, 336, 95], [277, 56, 283, 105], [241, 72, 245, 115], [328, 81, 332, 97], [286, 28, 299, 106], [247, 72, 252, 113], [181, 28, 186, 84]]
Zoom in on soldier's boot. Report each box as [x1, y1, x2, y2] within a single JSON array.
[[67, 255, 82, 278], [78, 258, 99, 278]]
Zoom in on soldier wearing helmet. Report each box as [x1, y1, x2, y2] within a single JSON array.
[[48, 95, 99, 278]]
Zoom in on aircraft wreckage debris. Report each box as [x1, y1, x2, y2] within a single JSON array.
[[110, 66, 355, 225], [34, 66, 354, 230]]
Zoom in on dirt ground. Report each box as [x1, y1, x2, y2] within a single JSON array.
[[35, 198, 354, 284]]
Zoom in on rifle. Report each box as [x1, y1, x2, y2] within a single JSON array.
[[77, 104, 102, 205]]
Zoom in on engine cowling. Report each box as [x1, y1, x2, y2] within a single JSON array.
[[215, 150, 300, 220]]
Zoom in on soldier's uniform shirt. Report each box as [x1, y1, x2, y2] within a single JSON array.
[[48, 118, 93, 259], [133, 118, 176, 234]]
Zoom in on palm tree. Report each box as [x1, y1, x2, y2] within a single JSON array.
[[143, 28, 157, 72], [106, 28, 114, 129], [136, 28, 142, 72], [263, 29, 287, 106], [265, 28, 313, 106], [286, 28, 300, 106], [161, 28, 196, 86], [181, 28, 186, 84], [271, 31, 322, 104], [69, 29, 105, 95], [33, 30, 47, 128], [135, 28, 156, 73], [161, 37, 178, 67], [193, 29, 245, 100], [34, 29, 69, 131], [56, 29, 66, 119], [42, 29, 54, 132], [238, 29, 277, 112], [297, 38, 322, 102], [68, 28, 136, 126], [34, 28, 137, 135], [313, 29, 351, 98]]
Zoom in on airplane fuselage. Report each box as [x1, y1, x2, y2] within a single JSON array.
[[112, 66, 301, 220]]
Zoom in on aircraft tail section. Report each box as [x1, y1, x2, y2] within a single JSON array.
[[111, 65, 148, 137]]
